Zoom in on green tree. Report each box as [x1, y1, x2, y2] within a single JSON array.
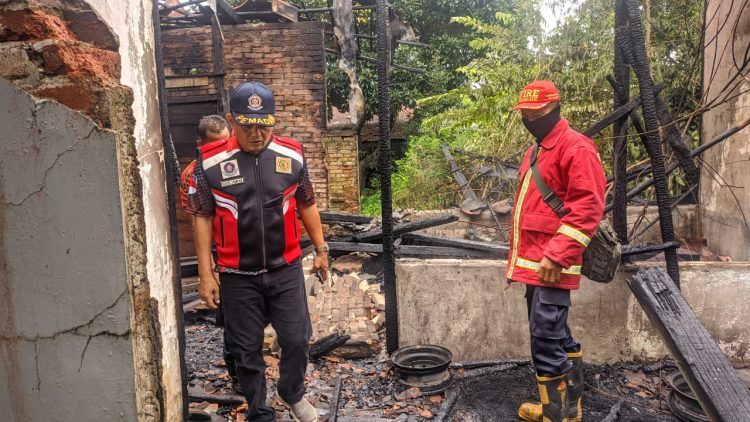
[[372, 0, 704, 213]]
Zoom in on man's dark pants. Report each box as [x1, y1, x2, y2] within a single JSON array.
[[220, 261, 312, 421], [525, 284, 580, 376], [214, 303, 237, 380]]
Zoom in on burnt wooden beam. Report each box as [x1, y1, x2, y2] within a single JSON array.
[[401, 232, 508, 257], [329, 376, 342, 422], [583, 96, 641, 138], [309, 333, 351, 359], [654, 92, 699, 183], [353, 214, 458, 243], [160, 0, 204, 13], [627, 268, 750, 422], [319, 211, 374, 224], [605, 115, 750, 213], [187, 387, 245, 405], [583, 85, 663, 139], [441, 144, 485, 213], [164, 72, 226, 79], [620, 241, 678, 260], [165, 95, 218, 105], [328, 241, 496, 259], [210, 13, 229, 114], [215, 0, 242, 24]]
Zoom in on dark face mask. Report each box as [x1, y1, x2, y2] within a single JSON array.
[[522, 104, 561, 142]]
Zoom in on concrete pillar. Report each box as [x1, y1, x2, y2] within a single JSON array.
[[701, 0, 750, 260]]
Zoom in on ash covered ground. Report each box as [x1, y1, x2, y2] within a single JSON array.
[[186, 309, 681, 421]]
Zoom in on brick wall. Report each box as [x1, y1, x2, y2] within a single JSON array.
[[160, 22, 329, 205], [324, 129, 360, 212], [161, 21, 365, 256]]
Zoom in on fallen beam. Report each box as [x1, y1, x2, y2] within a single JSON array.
[[328, 241, 498, 259], [627, 268, 750, 422], [187, 387, 245, 405], [441, 145, 485, 214], [319, 211, 373, 224], [621, 241, 679, 260], [329, 376, 342, 422], [214, 0, 242, 23], [583, 95, 641, 138], [402, 232, 509, 257], [353, 214, 458, 243], [583, 86, 664, 139], [309, 333, 351, 359]]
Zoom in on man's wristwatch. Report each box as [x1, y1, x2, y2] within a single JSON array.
[[314, 243, 330, 254]]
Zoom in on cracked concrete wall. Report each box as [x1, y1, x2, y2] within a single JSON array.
[[0, 78, 137, 420], [701, 0, 750, 261], [396, 259, 750, 365], [1, 0, 181, 420]]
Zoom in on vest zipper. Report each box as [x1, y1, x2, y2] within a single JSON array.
[[256, 156, 267, 268]]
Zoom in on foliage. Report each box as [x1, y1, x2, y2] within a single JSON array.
[[366, 0, 706, 211]]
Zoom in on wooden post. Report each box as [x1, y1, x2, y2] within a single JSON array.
[[210, 14, 228, 114]]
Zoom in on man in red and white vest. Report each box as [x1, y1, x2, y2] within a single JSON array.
[[186, 81, 328, 422]]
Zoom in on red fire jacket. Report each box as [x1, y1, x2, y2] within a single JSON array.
[[505, 118, 606, 290]]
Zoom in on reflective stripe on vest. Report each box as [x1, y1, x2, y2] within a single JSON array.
[[557, 224, 591, 247], [507, 170, 533, 280], [516, 257, 581, 275]]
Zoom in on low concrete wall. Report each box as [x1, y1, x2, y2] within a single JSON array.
[[396, 259, 750, 364]]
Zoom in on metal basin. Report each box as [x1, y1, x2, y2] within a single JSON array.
[[667, 371, 708, 422], [392, 344, 453, 393]]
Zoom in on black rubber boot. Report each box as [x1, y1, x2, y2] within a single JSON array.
[[566, 351, 583, 421]]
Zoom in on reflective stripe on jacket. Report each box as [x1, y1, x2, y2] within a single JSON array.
[[505, 118, 606, 290]]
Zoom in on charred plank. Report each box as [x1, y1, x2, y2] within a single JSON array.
[[402, 232, 509, 257], [328, 241, 497, 259], [319, 211, 374, 224], [621, 241, 679, 260], [627, 268, 750, 421], [353, 214, 458, 243], [309, 333, 351, 359]]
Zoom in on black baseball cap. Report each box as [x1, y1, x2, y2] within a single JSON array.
[[229, 81, 276, 127]]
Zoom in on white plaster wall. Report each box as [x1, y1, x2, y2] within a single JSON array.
[[701, 0, 750, 260], [86, 1, 182, 420]]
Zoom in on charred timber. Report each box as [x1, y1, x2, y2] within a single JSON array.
[[612, 0, 631, 244], [620, 241, 679, 260], [319, 211, 374, 224], [309, 333, 351, 359], [604, 116, 750, 213], [621, 0, 679, 283], [402, 232, 509, 256], [328, 241, 500, 259], [628, 268, 750, 421], [353, 214, 458, 243]]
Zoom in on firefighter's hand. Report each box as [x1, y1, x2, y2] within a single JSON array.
[[311, 251, 330, 284], [538, 256, 563, 283], [199, 273, 221, 310]]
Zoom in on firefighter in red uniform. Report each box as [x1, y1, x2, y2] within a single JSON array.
[[505, 80, 606, 422], [186, 81, 328, 422]]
